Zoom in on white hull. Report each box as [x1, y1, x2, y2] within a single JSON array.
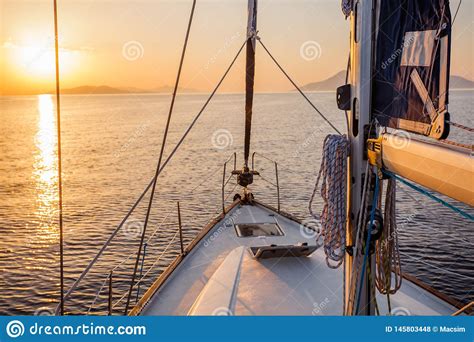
[[132, 202, 461, 316]]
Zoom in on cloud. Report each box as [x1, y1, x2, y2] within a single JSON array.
[[1, 39, 94, 53]]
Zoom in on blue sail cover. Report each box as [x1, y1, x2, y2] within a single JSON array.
[[372, 0, 451, 138]]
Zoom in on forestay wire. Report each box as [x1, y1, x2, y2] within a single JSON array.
[[258, 38, 342, 135], [53, 0, 65, 316], [123, 0, 197, 315], [56, 40, 247, 314]]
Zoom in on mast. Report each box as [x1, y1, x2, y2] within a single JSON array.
[[236, 0, 258, 190], [244, 0, 257, 168], [53, 0, 65, 316], [344, 0, 376, 315]]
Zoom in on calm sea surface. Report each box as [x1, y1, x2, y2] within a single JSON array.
[[0, 91, 472, 315]]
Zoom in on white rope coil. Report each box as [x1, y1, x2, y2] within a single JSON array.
[[309, 134, 350, 268]]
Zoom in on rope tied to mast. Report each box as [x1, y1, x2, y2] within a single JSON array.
[[309, 134, 350, 268], [375, 177, 402, 295]]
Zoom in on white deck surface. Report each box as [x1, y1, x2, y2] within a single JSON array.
[[140, 203, 459, 316]]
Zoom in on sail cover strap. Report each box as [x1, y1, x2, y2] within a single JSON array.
[[244, 0, 257, 166], [372, 0, 451, 139]]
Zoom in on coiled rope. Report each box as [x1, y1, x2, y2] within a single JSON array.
[[375, 177, 402, 296], [309, 134, 350, 268], [347, 167, 403, 315], [375, 178, 402, 295]]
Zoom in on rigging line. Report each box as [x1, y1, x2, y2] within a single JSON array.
[[88, 160, 228, 314], [355, 173, 380, 314], [111, 210, 174, 272], [383, 170, 474, 221], [423, 3, 447, 114], [53, 0, 65, 316], [56, 39, 246, 313], [452, 0, 462, 26], [124, 0, 197, 315], [257, 39, 342, 135], [394, 183, 473, 247], [112, 230, 179, 310], [114, 178, 238, 311], [87, 275, 109, 314], [439, 139, 472, 150], [56, 178, 153, 314], [346, 162, 371, 315], [399, 252, 474, 281], [344, 52, 350, 134], [446, 120, 474, 133]]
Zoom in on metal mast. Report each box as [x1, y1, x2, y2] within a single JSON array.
[[344, 0, 376, 315], [236, 0, 258, 190], [244, 0, 258, 168]]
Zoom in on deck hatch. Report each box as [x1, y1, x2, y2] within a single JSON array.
[[249, 243, 318, 259], [234, 223, 284, 237]]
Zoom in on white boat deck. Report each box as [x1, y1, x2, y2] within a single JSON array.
[[138, 203, 460, 316]]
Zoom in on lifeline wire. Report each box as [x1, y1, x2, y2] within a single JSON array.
[[53, 0, 65, 316], [355, 174, 380, 314], [383, 170, 474, 221], [124, 0, 197, 315], [57, 39, 247, 313], [258, 39, 342, 135]]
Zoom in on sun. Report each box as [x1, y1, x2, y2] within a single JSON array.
[[19, 44, 56, 77], [5, 40, 80, 80]]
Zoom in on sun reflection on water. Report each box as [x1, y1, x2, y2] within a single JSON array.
[[33, 94, 59, 243]]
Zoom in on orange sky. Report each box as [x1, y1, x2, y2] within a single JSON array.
[[0, 0, 472, 95]]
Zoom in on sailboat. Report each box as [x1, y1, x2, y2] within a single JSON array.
[[55, 0, 473, 316]]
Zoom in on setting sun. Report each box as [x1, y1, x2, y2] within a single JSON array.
[[4, 39, 81, 79], [18, 43, 56, 76]]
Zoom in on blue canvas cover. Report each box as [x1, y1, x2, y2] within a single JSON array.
[[372, 0, 451, 138]]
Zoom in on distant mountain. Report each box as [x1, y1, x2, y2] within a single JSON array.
[[450, 76, 474, 89], [300, 71, 347, 92], [300, 72, 474, 92], [56, 85, 197, 95], [152, 85, 198, 93]]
